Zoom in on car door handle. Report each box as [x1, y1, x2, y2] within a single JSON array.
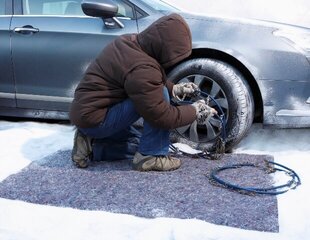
[[13, 26, 40, 34]]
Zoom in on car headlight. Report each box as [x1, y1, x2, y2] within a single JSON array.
[[273, 29, 310, 58]]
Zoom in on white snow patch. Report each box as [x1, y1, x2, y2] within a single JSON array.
[[0, 121, 74, 181], [170, 142, 202, 154]]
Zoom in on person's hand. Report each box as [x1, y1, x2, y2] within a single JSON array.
[[172, 82, 199, 101], [192, 100, 217, 125]]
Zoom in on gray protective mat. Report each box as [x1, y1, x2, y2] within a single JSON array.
[[0, 151, 278, 232]]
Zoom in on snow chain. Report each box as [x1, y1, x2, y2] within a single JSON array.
[[170, 89, 301, 195], [171, 90, 227, 160], [207, 160, 301, 196]]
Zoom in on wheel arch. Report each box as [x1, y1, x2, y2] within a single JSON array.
[[187, 48, 263, 122]]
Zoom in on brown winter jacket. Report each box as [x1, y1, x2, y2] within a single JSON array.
[[70, 13, 196, 129]]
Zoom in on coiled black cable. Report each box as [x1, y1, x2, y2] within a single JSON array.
[[209, 161, 301, 195]]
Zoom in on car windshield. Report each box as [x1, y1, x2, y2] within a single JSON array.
[[140, 0, 179, 11]]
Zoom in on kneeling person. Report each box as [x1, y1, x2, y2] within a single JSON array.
[[69, 14, 216, 171]]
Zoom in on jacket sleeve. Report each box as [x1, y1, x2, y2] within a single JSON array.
[[124, 64, 196, 129]]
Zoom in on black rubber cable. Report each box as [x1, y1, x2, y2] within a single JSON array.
[[209, 161, 301, 195]]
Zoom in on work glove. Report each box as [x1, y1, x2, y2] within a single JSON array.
[[172, 82, 199, 101], [192, 100, 217, 125]]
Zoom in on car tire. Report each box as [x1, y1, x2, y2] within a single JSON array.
[[168, 58, 254, 151]]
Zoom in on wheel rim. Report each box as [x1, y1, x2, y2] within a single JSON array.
[[175, 74, 229, 143]]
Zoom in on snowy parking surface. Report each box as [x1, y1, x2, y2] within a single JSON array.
[[0, 121, 309, 240]]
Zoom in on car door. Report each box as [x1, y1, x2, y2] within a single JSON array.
[[0, 0, 15, 108], [11, 0, 138, 113]]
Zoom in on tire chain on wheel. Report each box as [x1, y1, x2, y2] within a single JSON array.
[[168, 58, 255, 151]]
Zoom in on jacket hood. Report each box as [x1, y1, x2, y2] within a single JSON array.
[[137, 13, 192, 69]]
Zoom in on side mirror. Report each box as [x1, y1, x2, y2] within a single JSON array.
[[82, 0, 118, 18], [82, 0, 124, 28]]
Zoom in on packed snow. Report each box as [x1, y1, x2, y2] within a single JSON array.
[[0, 120, 309, 240]]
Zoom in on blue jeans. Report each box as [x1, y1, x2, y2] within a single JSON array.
[[80, 87, 170, 156]]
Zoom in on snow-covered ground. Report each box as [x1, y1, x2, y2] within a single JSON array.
[[0, 120, 309, 240]]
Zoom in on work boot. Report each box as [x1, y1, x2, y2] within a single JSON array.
[[71, 129, 93, 168], [132, 152, 181, 171]]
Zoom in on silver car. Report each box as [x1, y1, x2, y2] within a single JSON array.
[[0, 0, 309, 149]]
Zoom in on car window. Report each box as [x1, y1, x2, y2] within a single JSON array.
[[0, 0, 5, 15], [112, 0, 134, 19], [140, 0, 178, 11], [22, 0, 134, 18], [23, 0, 84, 15]]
